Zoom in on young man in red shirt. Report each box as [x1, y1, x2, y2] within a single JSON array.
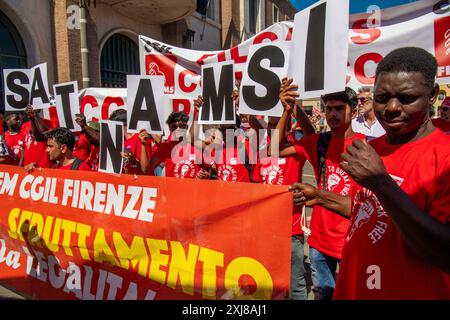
[[251, 79, 316, 300], [150, 110, 205, 179], [275, 85, 364, 300], [291, 47, 450, 299], [45, 127, 90, 171], [433, 96, 450, 134], [108, 109, 153, 175]]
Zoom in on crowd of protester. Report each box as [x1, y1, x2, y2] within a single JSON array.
[[0, 46, 449, 300]]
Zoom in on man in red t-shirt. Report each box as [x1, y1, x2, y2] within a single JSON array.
[[44, 127, 90, 171], [22, 105, 53, 169], [150, 111, 204, 179], [276, 84, 363, 300], [433, 96, 450, 134], [291, 47, 450, 299], [108, 109, 152, 175], [4, 113, 24, 166], [252, 82, 316, 300]]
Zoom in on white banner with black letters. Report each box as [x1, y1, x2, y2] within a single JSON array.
[[126, 75, 166, 134], [99, 120, 124, 174]]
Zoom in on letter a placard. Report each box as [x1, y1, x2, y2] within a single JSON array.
[[127, 75, 165, 135], [288, 0, 349, 99]]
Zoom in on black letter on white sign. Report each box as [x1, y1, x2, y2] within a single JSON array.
[[129, 79, 162, 132], [242, 45, 284, 111], [55, 83, 76, 130], [100, 122, 123, 174], [304, 2, 326, 91], [29, 67, 50, 105], [201, 64, 234, 122], [6, 71, 29, 109]]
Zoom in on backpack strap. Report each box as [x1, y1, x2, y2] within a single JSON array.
[[316, 131, 332, 190], [70, 158, 83, 170]]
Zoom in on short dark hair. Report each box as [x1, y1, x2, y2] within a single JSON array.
[[109, 109, 127, 124], [45, 127, 75, 151], [321, 87, 358, 110], [166, 111, 189, 125], [375, 47, 437, 92]]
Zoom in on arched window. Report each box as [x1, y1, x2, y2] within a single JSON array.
[[100, 34, 139, 88], [0, 10, 27, 111]]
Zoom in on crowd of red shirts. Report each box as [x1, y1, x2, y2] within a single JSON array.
[[1, 113, 449, 300]]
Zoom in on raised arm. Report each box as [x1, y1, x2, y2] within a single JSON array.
[[273, 78, 297, 147], [138, 129, 151, 175], [190, 95, 211, 150], [26, 105, 48, 142], [75, 113, 100, 146]]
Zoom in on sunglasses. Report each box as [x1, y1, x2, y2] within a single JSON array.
[[169, 123, 188, 130], [358, 97, 371, 104]]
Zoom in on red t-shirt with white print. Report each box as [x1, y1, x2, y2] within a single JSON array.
[[294, 132, 365, 259], [334, 129, 450, 299], [154, 139, 203, 179], [253, 155, 307, 235], [214, 145, 251, 183], [4, 131, 24, 165], [122, 133, 153, 175]]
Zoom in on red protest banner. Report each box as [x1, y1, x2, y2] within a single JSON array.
[[0, 164, 292, 300]]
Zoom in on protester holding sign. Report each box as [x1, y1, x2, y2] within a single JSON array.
[[74, 113, 101, 171], [108, 109, 153, 175], [21, 105, 53, 170], [193, 92, 254, 183], [149, 100, 208, 179], [290, 47, 450, 299], [253, 120, 308, 299], [275, 82, 364, 300]]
